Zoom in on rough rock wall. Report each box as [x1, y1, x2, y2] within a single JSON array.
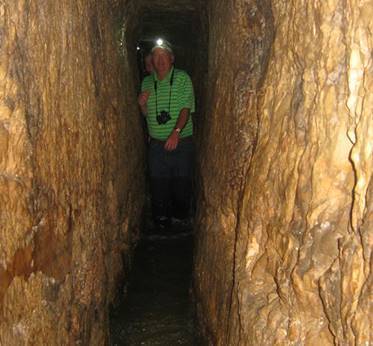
[[195, 0, 372, 344], [194, 0, 273, 343], [0, 1, 145, 344]]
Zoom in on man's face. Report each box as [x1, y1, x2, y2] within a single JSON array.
[[152, 48, 174, 76], [145, 55, 153, 74]]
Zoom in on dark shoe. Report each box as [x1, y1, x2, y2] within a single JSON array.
[[155, 216, 171, 230], [171, 217, 193, 231]]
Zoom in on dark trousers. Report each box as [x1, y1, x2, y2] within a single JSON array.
[[148, 138, 194, 221]]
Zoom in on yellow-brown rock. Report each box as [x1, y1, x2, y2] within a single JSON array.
[[1, 0, 372, 344], [195, 0, 372, 344], [0, 0, 145, 344]]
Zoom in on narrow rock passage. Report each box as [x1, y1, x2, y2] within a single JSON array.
[[110, 226, 198, 345]]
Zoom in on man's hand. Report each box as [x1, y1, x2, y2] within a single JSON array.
[[138, 91, 150, 106], [138, 91, 150, 114], [164, 130, 179, 151]]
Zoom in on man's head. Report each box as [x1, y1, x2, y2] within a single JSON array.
[[151, 41, 174, 77], [144, 53, 153, 74]]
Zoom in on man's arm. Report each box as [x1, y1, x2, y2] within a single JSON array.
[[175, 108, 190, 132], [164, 108, 190, 151], [138, 91, 150, 115]]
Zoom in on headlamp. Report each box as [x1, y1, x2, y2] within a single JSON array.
[[151, 39, 173, 54]]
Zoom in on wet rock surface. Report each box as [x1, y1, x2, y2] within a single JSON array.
[[0, 0, 145, 344], [195, 0, 372, 345], [110, 229, 198, 345]]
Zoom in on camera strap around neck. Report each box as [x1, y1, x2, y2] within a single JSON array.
[[154, 68, 175, 116]]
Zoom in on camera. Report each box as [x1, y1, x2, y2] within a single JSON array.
[[156, 110, 171, 125]]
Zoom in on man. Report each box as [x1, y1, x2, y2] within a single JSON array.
[[138, 41, 195, 230], [144, 53, 154, 75]]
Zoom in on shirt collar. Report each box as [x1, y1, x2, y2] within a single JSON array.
[[154, 66, 174, 82]]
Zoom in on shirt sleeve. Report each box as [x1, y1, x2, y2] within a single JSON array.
[[141, 75, 152, 93], [179, 73, 195, 113], [141, 78, 147, 92]]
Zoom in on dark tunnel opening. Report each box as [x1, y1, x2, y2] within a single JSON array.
[[109, 4, 209, 345]]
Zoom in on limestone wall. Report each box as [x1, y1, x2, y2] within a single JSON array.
[[195, 0, 372, 344], [0, 1, 145, 344]]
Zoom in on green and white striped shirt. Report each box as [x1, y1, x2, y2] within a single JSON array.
[[141, 67, 195, 140]]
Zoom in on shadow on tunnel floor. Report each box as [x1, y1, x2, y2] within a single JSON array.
[[109, 224, 202, 346]]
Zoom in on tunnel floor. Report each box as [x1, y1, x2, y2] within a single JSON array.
[[109, 221, 200, 345]]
